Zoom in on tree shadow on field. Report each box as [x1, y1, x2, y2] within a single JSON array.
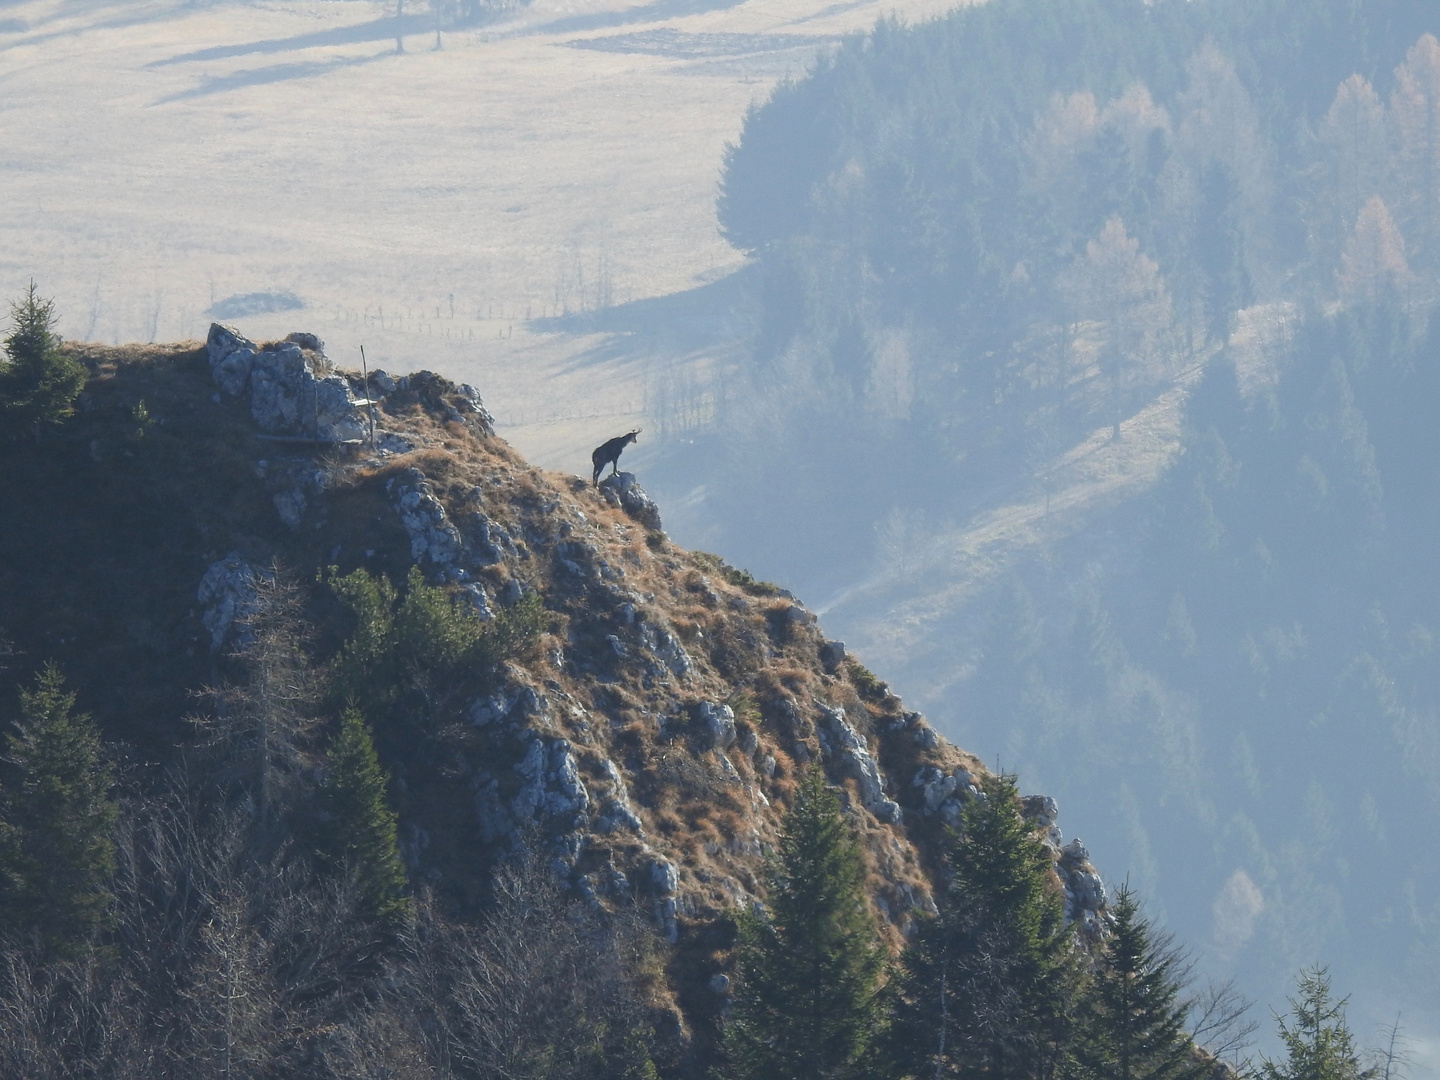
[[148, 13, 433, 68], [529, 267, 752, 375], [524, 0, 748, 38], [0, 0, 196, 56], [150, 52, 388, 104]]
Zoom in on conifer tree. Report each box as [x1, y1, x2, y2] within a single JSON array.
[[315, 707, 410, 924], [1259, 968, 1375, 1080], [882, 772, 1073, 1080], [723, 767, 885, 1080], [1073, 884, 1205, 1080], [0, 282, 86, 442], [0, 665, 117, 951]]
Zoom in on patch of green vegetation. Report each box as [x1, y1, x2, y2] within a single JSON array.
[[0, 283, 86, 442], [726, 688, 762, 729], [693, 551, 784, 596], [324, 566, 544, 729], [845, 660, 889, 702]]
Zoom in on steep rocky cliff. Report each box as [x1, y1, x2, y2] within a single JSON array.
[[0, 325, 1109, 1047]]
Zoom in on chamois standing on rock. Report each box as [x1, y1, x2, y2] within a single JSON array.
[[592, 429, 640, 487]]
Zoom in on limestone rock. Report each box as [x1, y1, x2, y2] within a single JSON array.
[[1058, 837, 1107, 924], [648, 856, 679, 896], [912, 765, 978, 823], [511, 734, 590, 827], [206, 323, 257, 395], [595, 759, 645, 835], [696, 701, 737, 750], [819, 639, 847, 672], [204, 323, 365, 443], [273, 488, 306, 529], [598, 471, 662, 530], [640, 619, 692, 681], [1022, 794, 1059, 828], [817, 704, 902, 824], [389, 468, 464, 569], [197, 552, 263, 653], [285, 331, 324, 354]]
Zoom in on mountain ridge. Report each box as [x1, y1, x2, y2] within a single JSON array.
[[0, 323, 1111, 1064]]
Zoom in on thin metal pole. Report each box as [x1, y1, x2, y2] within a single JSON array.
[[360, 345, 376, 449]]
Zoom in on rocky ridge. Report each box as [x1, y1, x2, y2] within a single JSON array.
[[8, 328, 1110, 1041], [197, 323, 1110, 950]]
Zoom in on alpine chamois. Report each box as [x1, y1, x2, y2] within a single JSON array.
[[592, 429, 640, 487]]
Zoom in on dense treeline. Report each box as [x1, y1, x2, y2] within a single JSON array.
[[686, 0, 1439, 594], [720, 764, 1376, 1080]]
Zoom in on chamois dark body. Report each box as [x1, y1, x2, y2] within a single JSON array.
[[592, 429, 640, 487]]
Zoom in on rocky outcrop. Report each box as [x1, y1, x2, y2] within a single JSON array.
[[912, 762, 980, 828], [817, 704, 903, 824], [594, 758, 645, 835], [206, 323, 366, 443], [598, 471, 662, 530], [388, 467, 465, 571], [696, 701, 737, 750], [182, 343, 1108, 972], [639, 617, 693, 682], [1058, 837, 1108, 931], [197, 552, 264, 653]]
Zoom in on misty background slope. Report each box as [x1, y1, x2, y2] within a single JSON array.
[[643, 0, 1440, 1057]]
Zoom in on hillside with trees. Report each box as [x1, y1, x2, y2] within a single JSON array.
[[0, 306, 1207, 1078]]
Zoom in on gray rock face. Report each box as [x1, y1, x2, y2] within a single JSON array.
[[213, 346, 257, 397], [696, 701, 737, 750], [595, 759, 644, 835], [1058, 837, 1107, 926], [206, 323, 256, 393], [457, 383, 496, 431], [1061, 838, 1089, 862], [285, 331, 324, 353], [648, 857, 679, 896], [819, 639, 848, 672], [467, 508, 518, 566], [912, 765, 979, 825], [511, 734, 590, 826], [197, 552, 263, 653], [817, 705, 902, 824], [640, 619, 692, 681], [205, 322, 365, 443], [389, 468, 465, 569], [469, 678, 546, 728], [273, 488, 306, 529], [598, 471, 662, 530], [1022, 794, 1060, 828]]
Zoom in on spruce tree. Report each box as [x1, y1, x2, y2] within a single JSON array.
[[0, 282, 86, 441], [723, 767, 885, 1080], [1073, 885, 1205, 1080], [882, 772, 1073, 1080], [0, 665, 117, 951], [1259, 968, 1375, 1080], [315, 707, 409, 924]]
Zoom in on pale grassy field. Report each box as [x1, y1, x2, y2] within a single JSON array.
[[0, 0, 956, 473]]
